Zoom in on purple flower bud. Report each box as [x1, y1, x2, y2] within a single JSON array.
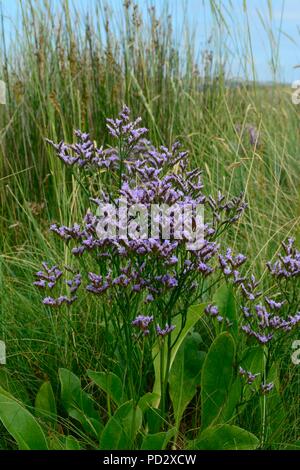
[[205, 304, 219, 317], [132, 315, 153, 335], [156, 323, 175, 337], [261, 382, 274, 394]]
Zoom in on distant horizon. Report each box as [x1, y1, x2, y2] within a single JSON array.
[[1, 0, 300, 84]]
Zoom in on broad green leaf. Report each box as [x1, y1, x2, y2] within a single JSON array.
[[262, 362, 286, 441], [213, 283, 238, 338], [59, 368, 102, 439], [87, 370, 126, 406], [68, 408, 102, 439], [59, 368, 81, 412], [47, 434, 65, 450], [145, 407, 164, 434], [169, 332, 205, 428], [220, 376, 242, 423], [241, 345, 264, 375], [152, 303, 206, 407], [0, 386, 48, 450], [240, 346, 264, 400], [100, 400, 142, 450], [141, 428, 176, 450], [35, 381, 57, 425], [201, 332, 235, 429], [65, 435, 81, 450], [138, 392, 160, 413], [191, 424, 259, 450]]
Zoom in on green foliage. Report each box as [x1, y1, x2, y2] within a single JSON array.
[[59, 368, 102, 440], [190, 424, 259, 450], [0, 0, 299, 451], [65, 435, 82, 450], [213, 283, 238, 338], [141, 429, 176, 450], [88, 370, 127, 407], [201, 332, 236, 429], [35, 381, 57, 426], [0, 386, 48, 450], [169, 332, 205, 428], [138, 393, 160, 413], [100, 401, 142, 450], [152, 303, 206, 406]]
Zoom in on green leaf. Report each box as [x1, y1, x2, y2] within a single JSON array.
[[262, 362, 286, 441], [59, 368, 102, 439], [87, 370, 126, 406], [0, 386, 48, 450], [201, 332, 235, 429], [59, 368, 81, 412], [145, 407, 164, 434], [100, 400, 142, 450], [213, 283, 238, 338], [152, 303, 206, 407], [138, 392, 160, 413], [240, 346, 264, 400], [35, 381, 57, 425], [141, 428, 176, 450], [191, 424, 259, 450], [65, 435, 81, 450], [169, 332, 205, 428], [241, 345, 264, 375], [220, 376, 242, 423]]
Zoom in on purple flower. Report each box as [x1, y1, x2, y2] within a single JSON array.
[[261, 382, 274, 394], [145, 294, 154, 303], [265, 297, 285, 310], [205, 304, 219, 317], [239, 367, 259, 385], [43, 296, 57, 306], [156, 323, 176, 337], [42, 295, 77, 307], [132, 315, 153, 336]]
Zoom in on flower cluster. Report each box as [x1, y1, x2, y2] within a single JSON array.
[[267, 238, 300, 279], [34, 263, 81, 308], [205, 304, 223, 322], [131, 316, 175, 337], [156, 323, 176, 337], [236, 240, 300, 345], [34, 262, 62, 289], [37, 106, 248, 339], [37, 106, 300, 357], [132, 315, 154, 336], [238, 366, 260, 385], [218, 248, 247, 283], [260, 382, 274, 395]]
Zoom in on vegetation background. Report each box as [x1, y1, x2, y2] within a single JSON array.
[[0, 0, 299, 450]]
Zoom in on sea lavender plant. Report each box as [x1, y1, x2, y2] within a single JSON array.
[[36, 105, 248, 399], [237, 240, 300, 347]]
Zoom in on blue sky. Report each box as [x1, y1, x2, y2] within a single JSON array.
[[1, 0, 300, 83]]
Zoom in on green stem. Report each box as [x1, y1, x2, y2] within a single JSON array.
[[261, 346, 268, 448]]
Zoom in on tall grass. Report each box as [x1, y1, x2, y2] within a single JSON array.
[[0, 0, 299, 448]]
